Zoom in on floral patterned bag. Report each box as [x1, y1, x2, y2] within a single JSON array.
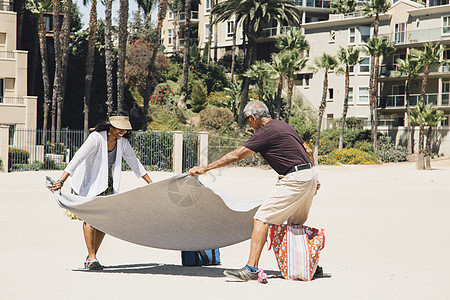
[[268, 224, 325, 281]]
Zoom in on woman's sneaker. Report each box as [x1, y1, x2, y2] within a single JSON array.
[[223, 267, 259, 281]]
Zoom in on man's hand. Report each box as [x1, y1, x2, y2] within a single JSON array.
[[189, 166, 207, 176], [317, 181, 321, 190]]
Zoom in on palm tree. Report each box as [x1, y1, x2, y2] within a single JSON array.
[[408, 102, 426, 169], [27, 0, 52, 143], [411, 43, 445, 166], [391, 54, 422, 155], [213, 0, 302, 129], [271, 52, 289, 120], [361, 0, 390, 37], [230, 16, 238, 82], [244, 60, 276, 102], [329, 0, 357, 15], [207, 0, 215, 65], [423, 104, 445, 169], [104, 0, 114, 115], [178, 0, 193, 109], [117, 0, 129, 112], [83, 0, 98, 139], [168, 0, 183, 54], [136, 0, 155, 22], [276, 28, 309, 53], [143, 0, 168, 129], [283, 51, 308, 123], [310, 53, 339, 164], [50, 0, 62, 141], [364, 36, 395, 151], [337, 45, 361, 150]]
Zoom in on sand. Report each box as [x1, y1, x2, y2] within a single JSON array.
[[1, 159, 449, 299]]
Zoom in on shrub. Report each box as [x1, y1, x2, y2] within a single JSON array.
[[207, 91, 229, 108], [45, 141, 66, 155], [150, 83, 175, 105], [199, 107, 234, 130], [188, 81, 208, 113], [326, 148, 379, 165], [333, 117, 366, 130], [376, 136, 408, 162], [353, 140, 373, 153], [8, 147, 30, 168], [319, 155, 340, 165]]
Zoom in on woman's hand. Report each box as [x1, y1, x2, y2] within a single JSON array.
[[50, 180, 64, 193]]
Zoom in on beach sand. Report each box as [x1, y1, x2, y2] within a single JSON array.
[[1, 159, 449, 299]]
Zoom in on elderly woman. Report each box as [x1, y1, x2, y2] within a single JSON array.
[[51, 112, 152, 270]]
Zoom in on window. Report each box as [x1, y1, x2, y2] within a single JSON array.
[[205, 0, 211, 13], [328, 88, 334, 100], [305, 74, 310, 87], [204, 24, 214, 42], [349, 65, 354, 73], [393, 54, 406, 69], [444, 50, 450, 72], [392, 85, 405, 95], [359, 56, 370, 73], [44, 15, 52, 31], [348, 87, 354, 104], [358, 87, 369, 104], [0, 33, 5, 46], [0, 78, 3, 103], [443, 16, 450, 35], [360, 26, 370, 43], [442, 82, 450, 105], [442, 115, 449, 126], [168, 10, 173, 20], [227, 21, 234, 39], [394, 23, 406, 43], [330, 30, 336, 42], [349, 27, 356, 44], [167, 29, 173, 45]]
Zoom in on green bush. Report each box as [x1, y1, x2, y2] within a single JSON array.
[[8, 147, 30, 169], [333, 117, 366, 130], [189, 81, 208, 113], [150, 83, 175, 105], [199, 107, 234, 130], [353, 140, 373, 153], [207, 91, 229, 108], [45, 141, 67, 155], [376, 136, 408, 162], [131, 131, 174, 171], [325, 148, 379, 165]]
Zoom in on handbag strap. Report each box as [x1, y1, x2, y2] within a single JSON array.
[[198, 250, 211, 265]]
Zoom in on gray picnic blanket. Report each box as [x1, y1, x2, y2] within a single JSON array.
[[46, 174, 263, 251]]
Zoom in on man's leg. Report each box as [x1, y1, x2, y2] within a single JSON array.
[[246, 219, 268, 268]]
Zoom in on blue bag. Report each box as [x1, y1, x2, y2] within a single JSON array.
[[181, 249, 221, 266]]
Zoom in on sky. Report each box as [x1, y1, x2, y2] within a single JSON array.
[[75, 0, 157, 30]]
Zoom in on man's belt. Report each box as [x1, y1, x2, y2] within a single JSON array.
[[285, 162, 313, 175]]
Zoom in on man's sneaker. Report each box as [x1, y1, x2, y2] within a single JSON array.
[[223, 267, 259, 281]]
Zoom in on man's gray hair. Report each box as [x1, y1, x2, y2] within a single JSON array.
[[243, 100, 271, 119]]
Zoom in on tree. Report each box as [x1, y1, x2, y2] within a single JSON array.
[[117, 0, 129, 112], [329, 0, 357, 14], [244, 60, 276, 102], [361, 0, 390, 37], [178, 0, 193, 109], [213, 0, 302, 129], [83, 0, 97, 139], [391, 53, 422, 155], [104, 0, 114, 115], [27, 0, 52, 143], [276, 28, 309, 53], [411, 43, 445, 166], [310, 53, 339, 164], [337, 45, 361, 150], [168, 0, 183, 54], [364, 36, 395, 151], [50, 0, 62, 140]]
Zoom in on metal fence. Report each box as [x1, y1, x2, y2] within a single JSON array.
[[7, 129, 197, 172], [208, 135, 265, 167]]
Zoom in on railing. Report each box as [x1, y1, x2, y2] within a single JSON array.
[[0, 1, 13, 11], [429, 0, 449, 6], [0, 97, 25, 105], [208, 135, 265, 167], [261, 26, 300, 38], [380, 27, 450, 45], [378, 93, 449, 108], [178, 11, 199, 22], [0, 51, 15, 59], [380, 63, 443, 77], [182, 133, 199, 172], [305, 0, 330, 8]]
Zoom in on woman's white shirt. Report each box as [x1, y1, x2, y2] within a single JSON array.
[[64, 131, 147, 197]]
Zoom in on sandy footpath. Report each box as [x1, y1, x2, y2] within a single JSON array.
[[0, 159, 449, 300]]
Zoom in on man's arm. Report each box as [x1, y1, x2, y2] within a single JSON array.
[[303, 142, 314, 165], [189, 146, 255, 176]]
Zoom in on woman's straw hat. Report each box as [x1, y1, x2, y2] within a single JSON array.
[[109, 116, 132, 130]]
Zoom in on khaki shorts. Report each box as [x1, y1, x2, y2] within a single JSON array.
[[254, 167, 318, 225]]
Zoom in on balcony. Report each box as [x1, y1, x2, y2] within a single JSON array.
[[0, 97, 25, 105], [378, 93, 450, 108], [0, 1, 13, 11], [305, 0, 331, 8], [178, 11, 199, 23], [0, 51, 15, 59], [380, 27, 450, 45], [261, 26, 301, 38], [379, 64, 446, 77]]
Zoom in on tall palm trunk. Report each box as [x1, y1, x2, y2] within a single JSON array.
[[143, 0, 167, 129], [213, 3, 218, 63], [418, 65, 430, 162], [174, 11, 180, 53], [117, 0, 129, 112], [314, 72, 329, 165], [275, 77, 283, 119], [230, 22, 237, 82], [178, 0, 192, 109], [405, 76, 412, 154], [371, 54, 381, 151], [57, 0, 72, 143], [16, 0, 25, 49], [258, 78, 264, 102], [83, 0, 97, 139], [38, 16, 51, 144], [207, 0, 213, 65], [339, 67, 350, 150], [51, 0, 62, 142], [425, 126, 433, 169], [105, 0, 114, 115], [238, 36, 256, 129], [285, 76, 295, 123]]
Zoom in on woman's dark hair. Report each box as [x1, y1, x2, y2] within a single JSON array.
[[90, 111, 133, 139]]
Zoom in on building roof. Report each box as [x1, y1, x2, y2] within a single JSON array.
[[407, 4, 450, 16], [302, 13, 391, 30]]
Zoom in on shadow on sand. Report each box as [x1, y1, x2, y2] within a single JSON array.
[[73, 263, 332, 280]]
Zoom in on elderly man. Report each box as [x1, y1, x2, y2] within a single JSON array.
[[188, 100, 320, 281]]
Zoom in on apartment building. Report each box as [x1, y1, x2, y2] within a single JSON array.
[[0, 1, 37, 136], [161, 0, 331, 61]]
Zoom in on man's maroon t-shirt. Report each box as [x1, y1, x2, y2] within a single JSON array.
[[243, 119, 311, 175]]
